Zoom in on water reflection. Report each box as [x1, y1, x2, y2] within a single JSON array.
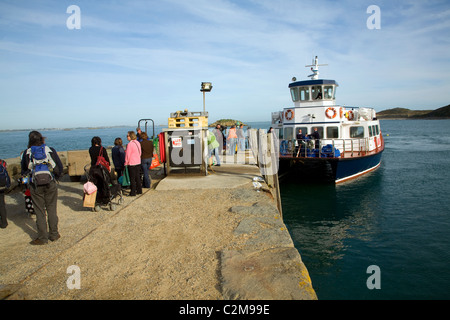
[[281, 170, 383, 284]]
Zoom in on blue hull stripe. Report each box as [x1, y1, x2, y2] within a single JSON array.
[[279, 151, 383, 183], [335, 152, 383, 183]]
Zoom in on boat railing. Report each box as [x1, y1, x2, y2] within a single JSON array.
[[280, 138, 371, 158]]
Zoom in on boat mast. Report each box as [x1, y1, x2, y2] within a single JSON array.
[[305, 56, 328, 80]]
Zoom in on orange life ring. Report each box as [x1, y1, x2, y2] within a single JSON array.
[[325, 107, 337, 119], [285, 109, 294, 121], [346, 110, 354, 121]]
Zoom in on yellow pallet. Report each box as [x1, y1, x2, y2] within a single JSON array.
[[168, 116, 208, 128]]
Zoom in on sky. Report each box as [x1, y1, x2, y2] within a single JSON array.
[[0, 0, 449, 130]]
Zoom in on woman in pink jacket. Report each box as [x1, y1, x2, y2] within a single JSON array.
[[125, 131, 142, 196]]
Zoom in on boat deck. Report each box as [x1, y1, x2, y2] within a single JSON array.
[[280, 145, 385, 160]]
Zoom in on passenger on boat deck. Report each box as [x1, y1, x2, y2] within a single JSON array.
[[296, 129, 306, 157], [296, 129, 305, 141], [311, 128, 320, 149]]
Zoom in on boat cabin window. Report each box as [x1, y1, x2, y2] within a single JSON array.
[[290, 87, 310, 102], [369, 126, 373, 137], [284, 127, 294, 140], [350, 126, 365, 138], [309, 127, 323, 139], [290, 88, 299, 102], [290, 85, 335, 102], [374, 125, 380, 135], [326, 126, 339, 138], [323, 86, 334, 100], [295, 127, 308, 138], [312, 86, 322, 100], [300, 87, 310, 101]]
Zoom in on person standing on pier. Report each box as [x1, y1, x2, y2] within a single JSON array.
[[0, 159, 11, 229], [237, 123, 246, 151], [89, 136, 110, 169], [139, 132, 153, 189], [227, 125, 238, 155], [125, 131, 142, 196], [21, 131, 63, 245], [112, 137, 126, 178]]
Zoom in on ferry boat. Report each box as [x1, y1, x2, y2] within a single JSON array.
[[271, 56, 384, 183]]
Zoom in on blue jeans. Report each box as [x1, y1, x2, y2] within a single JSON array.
[[238, 138, 245, 151], [209, 147, 220, 165], [228, 138, 237, 155], [141, 158, 152, 188]]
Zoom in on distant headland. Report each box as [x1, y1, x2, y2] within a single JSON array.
[[377, 104, 450, 119], [209, 119, 246, 127]]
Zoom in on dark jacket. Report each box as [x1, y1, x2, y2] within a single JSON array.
[[89, 145, 110, 166], [140, 139, 154, 160], [112, 145, 126, 170]]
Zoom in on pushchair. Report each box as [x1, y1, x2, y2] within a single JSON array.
[[84, 164, 123, 212]]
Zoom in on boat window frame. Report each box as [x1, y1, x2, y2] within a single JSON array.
[[326, 126, 339, 138], [312, 86, 323, 100], [311, 126, 324, 139], [323, 86, 334, 100], [284, 127, 294, 140], [299, 87, 310, 101], [290, 86, 311, 102], [375, 125, 380, 135], [368, 126, 373, 137], [290, 87, 300, 102], [349, 126, 365, 138], [295, 126, 308, 138]]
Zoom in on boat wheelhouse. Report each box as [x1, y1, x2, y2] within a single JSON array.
[[271, 56, 384, 183]]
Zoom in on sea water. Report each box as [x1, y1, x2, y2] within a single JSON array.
[[281, 120, 450, 299], [0, 122, 272, 159]]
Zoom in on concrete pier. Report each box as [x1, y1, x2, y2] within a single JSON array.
[[0, 161, 316, 300]]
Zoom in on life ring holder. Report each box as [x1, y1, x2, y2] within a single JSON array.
[[285, 109, 294, 121], [325, 107, 337, 119]]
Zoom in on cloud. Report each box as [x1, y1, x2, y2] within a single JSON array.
[[0, 0, 449, 129]]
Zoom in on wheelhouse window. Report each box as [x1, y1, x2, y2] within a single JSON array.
[[290, 87, 299, 102], [350, 126, 365, 138], [369, 126, 373, 137], [300, 87, 310, 101], [290, 87, 310, 101], [312, 86, 322, 100], [324, 86, 334, 100], [326, 126, 339, 138], [375, 125, 380, 135]]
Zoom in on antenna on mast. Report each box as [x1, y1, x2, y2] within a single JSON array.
[[305, 56, 328, 80]]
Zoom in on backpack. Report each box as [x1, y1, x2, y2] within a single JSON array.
[[28, 144, 55, 186], [0, 159, 11, 189]]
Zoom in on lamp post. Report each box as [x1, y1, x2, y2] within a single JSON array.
[[200, 82, 212, 113]]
